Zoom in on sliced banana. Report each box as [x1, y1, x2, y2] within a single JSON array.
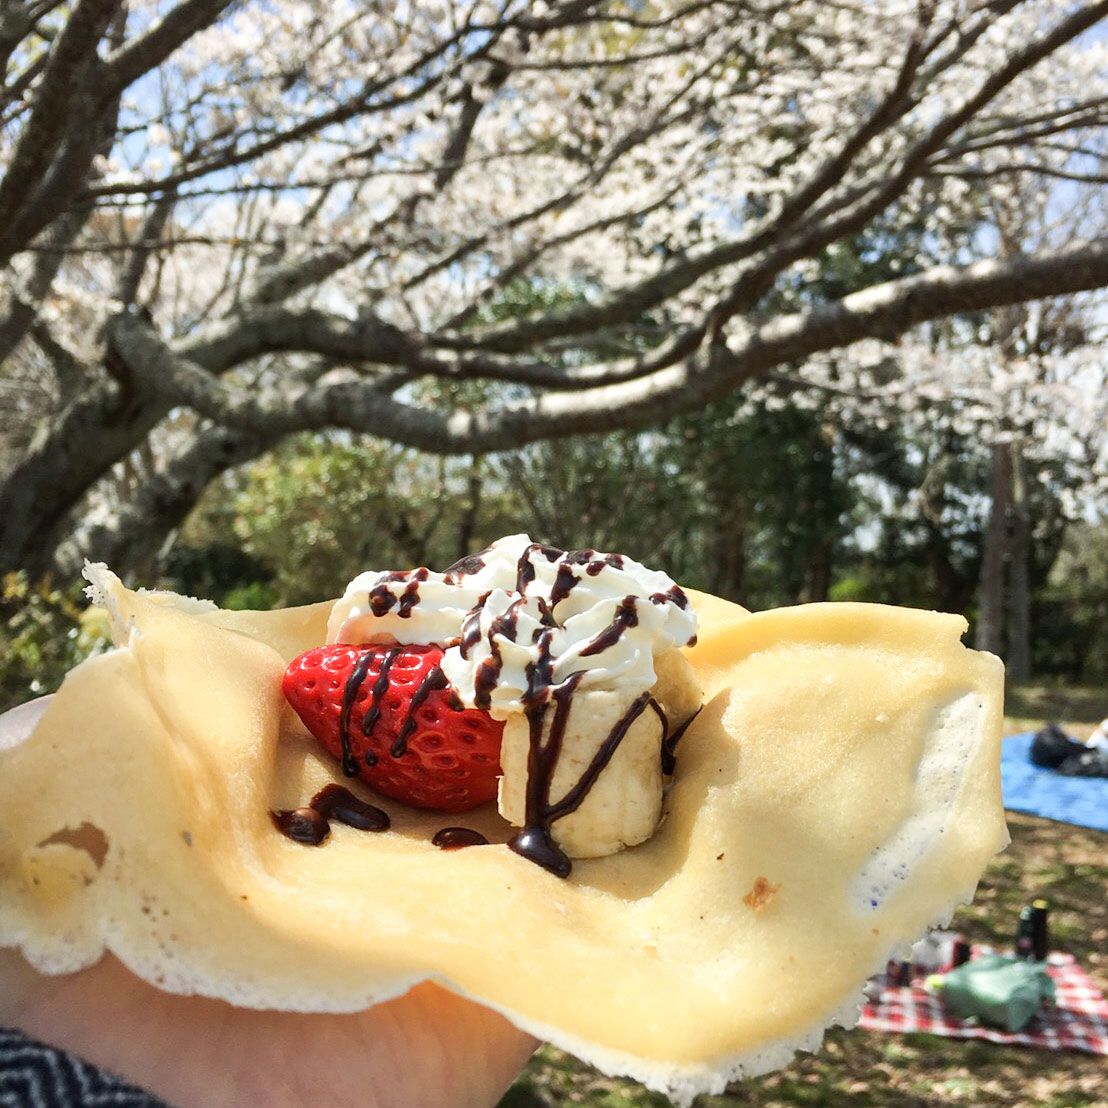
[[497, 648, 703, 858]]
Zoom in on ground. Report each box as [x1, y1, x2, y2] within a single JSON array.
[[499, 689, 1108, 1108]]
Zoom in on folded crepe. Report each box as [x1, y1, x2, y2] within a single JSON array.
[[0, 568, 1006, 1104]]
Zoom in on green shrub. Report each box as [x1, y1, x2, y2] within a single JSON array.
[[0, 572, 109, 712]]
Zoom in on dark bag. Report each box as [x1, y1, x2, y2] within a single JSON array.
[[1057, 747, 1108, 778], [1029, 723, 1085, 768]]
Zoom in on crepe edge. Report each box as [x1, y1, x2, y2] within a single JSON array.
[[0, 874, 987, 1107]]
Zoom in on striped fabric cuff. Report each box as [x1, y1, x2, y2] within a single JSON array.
[[0, 1027, 168, 1107]]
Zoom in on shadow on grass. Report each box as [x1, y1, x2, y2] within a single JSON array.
[[1004, 683, 1104, 735]]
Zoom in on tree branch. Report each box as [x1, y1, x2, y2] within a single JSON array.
[[107, 239, 1108, 452], [446, 0, 1108, 356], [101, 0, 235, 94], [50, 422, 274, 576], [0, 0, 120, 238], [704, 0, 1108, 332]]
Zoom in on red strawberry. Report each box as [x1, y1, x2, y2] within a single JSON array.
[[282, 643, 503, 813]]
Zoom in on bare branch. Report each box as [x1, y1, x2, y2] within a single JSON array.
[[114, 192, 178, 308], [101, 0, 235, 94], [0, 0, 120, 237], [52, 422, 273, 576]]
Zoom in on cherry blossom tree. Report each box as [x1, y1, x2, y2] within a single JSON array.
[[1, 0, 1107, 576]]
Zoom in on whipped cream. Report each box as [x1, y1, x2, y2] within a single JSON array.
[[326, 534, 697, 715]]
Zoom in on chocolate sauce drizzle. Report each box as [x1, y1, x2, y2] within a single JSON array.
[[271, 783, 389, 845], [659, 704, 701, 776], [334, 639, 459, 770], [338, 650, 378, 776], [270, 806, 329, 845], [397, 566, 430, 618], [368, 570, 410, 616], [359, 647, 400, 765], [432, 827, 489, 850], [312, 783, 390, 831], [579, 594, 639, 656], [442, 548, 490, 583], [392, 665, 448, 757], [514, 542, 562, 593]]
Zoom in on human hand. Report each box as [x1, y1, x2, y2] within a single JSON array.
[[0, 699, 536, 1108]]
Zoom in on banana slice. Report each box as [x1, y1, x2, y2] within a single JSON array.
[[497, 648, 703, 859], [497, 688, 660, 859]]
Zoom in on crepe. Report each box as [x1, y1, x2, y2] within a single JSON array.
[[0, 569, 1006, 1104]]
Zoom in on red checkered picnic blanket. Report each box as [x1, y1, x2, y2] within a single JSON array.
[[859, 949, 1108, 1055]]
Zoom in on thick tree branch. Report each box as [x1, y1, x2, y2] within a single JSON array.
[[101, 0, 235, 94], [107, 240, 1108, 453], [0, 208, 90, 363], [0, 5, 126, 266], [51, 423, 274, 576], [0, 0, 120, 237], [114, 192, 178, 308]]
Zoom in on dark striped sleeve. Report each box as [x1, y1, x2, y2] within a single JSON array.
[[0, 1028, 169, 1107]]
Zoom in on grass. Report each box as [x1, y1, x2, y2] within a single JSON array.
[[1003, 684, 1103, 740], [499, 694, 1108, 1108]]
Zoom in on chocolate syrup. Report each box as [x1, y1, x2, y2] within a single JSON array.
[[311, 783, 390, 832], [365, 569, 412, 615], [271, 784, 390, 846], [368, 585, 397, 617], [660, 705, 701, 775], [432, 827, 489, 850], [524, 629, 556, 703], [579, 595, 639, 656], [509, 826, 570, 877], [514, 542, 561, 593], [343, 643, 453, 765], [397, 567, 430, 618], [546, 549, 630, 609], [296, 540, 699, 876], [546, 692, 652, 820], [442, 548, 490, 580], [550, 563, 579, 607], [473, 655, 502, 711], [648, 698, 670, 767], [392, 664, 448, 757], [270, 807, 329, 845], [360, 647, 399, 744], [490, 598, 524, 640], [458, 607, 483, 659], [503, 672, 576, 876], [339, 650, 377, 776], [515, 546, 537, 591]]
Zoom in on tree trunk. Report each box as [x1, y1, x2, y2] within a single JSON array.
[[1006, 439, 1032, 680], [50, 424, 273, 578], [710, 498, 747, 603], [455, 456, 483, 559], [923, 518, 974, 613], [975, 438, 1011, 657], [801, 542, 832, 603], [0, 384, 166, 576], [918, 449, 976, 612]]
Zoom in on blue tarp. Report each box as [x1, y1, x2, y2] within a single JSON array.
[[1001, 733, 1108, 833]]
